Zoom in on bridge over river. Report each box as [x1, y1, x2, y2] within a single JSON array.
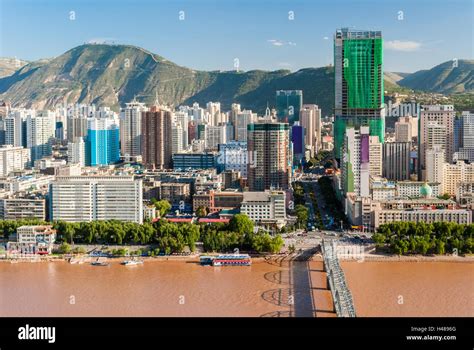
[[321, 239, 357, 317]]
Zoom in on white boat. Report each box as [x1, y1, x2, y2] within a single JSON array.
[[91, 258, 109, 266], [121, 258, 143, 266]]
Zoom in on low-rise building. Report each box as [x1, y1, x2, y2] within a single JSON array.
[[7, 225, 56, 255], [373, 209, 471, 229], [396, 181, 441, 198], [240, 190, 286, 227], [172, 152, 217, 170], [0, 198, 46, 220]]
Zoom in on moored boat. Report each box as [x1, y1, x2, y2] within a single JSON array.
[[121, 258, 143, 266], [91, 258, 109, 266], [211, 254, 251, 267]]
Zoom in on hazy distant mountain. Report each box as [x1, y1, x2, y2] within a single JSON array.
[[0, 44, 471, 116], [0, 58, 28, 78], [398, 60, 474, 94], [384, 71, 410, 85]]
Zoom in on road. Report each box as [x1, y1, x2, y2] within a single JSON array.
[[298, 177, 339, 231]]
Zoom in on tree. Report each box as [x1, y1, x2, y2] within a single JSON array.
[[196, 206, 208, 218], [153, 199, 172, 217], [438, 193, 451, 200], [288, 244, 296, 254], [269, 235, 284, 253], [229, 214, 254, 235], [295, 204, 309, 228], [58, 242, 71, 254]]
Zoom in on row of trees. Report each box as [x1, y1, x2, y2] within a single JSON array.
[[0, 214, 284, 255], [373, 222, 474, 255]]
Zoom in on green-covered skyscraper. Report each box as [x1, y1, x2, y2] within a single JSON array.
[[334, 28, 385, 161]]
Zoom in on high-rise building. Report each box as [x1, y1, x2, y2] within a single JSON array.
[[141, 106, 173, 169], [66, 116, 88, 142], [382, 142, 411, 181], [171, 122, 184, 155], [0, 145, 30, 176], [369, 136, 382, 177], [419, 105, 455, 179], [276, 90, 303, 124], [442, 161, 474, 196], [67, 137, 86, 167], [49, 176, 143, 223], [291, 124, 305, 164], [334, 28, 384, 161], [300, 104, 322, 156], [120, 101, 148, 159], [341, 126, 370, 197], [26, 111, 56, 162], [85, 118, 120, 166], [5, 109, 31, 147], [456, 111, 474, 162], [173, 111, 189, 150], [188, 120, 198, 144], [229, 103, 241, 127], [204, 124, 227, 150], [206, 102, 221, 126], [395, 117, 413, 142], [426, 145, 445, 185], [247, 122, 290, 191], [426, 122, 447, 154], [235, 110, 256, 142]]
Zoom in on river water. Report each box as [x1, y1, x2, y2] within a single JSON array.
[[0, 258, 326, 317], [341, 261, 474, 317], [0, 259, 471, 317]]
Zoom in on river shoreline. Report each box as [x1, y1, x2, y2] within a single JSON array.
[[337, 252, 474, 263], [1, 251, 473, 263]]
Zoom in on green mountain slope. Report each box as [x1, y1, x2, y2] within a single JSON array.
[[398, 60, 474, 94]]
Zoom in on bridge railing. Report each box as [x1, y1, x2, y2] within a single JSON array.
[[322, 239, 356, 317]]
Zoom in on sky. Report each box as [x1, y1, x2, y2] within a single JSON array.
[[0, 0, 472, 73]]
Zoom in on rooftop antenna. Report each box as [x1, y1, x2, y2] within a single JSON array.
[[265, 102, 271, 117]]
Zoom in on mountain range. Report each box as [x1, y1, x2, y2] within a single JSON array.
[[0, 44, 472, 116]]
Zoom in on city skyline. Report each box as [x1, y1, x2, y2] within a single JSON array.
[[0, 0, 472, 73]]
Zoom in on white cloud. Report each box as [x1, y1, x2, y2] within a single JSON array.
[[323, 36, 329, 40], [267, 39, 296, 47], [268, 39, 284, 46], [384, 40, 421, 52]]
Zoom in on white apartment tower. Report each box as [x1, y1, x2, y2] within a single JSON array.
[[0, 145, 31, 176], [67, 137, 86, 167], [26, 111, 56, 162], [426, 146, 445, 185], [49, 176, 143, 223]]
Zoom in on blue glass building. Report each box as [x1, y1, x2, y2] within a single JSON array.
[[85, 118, 120, 166]]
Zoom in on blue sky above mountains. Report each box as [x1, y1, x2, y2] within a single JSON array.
[[0, 0, 472, 72]]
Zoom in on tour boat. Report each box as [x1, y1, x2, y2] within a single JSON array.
[[211, 254, 251, 267]]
